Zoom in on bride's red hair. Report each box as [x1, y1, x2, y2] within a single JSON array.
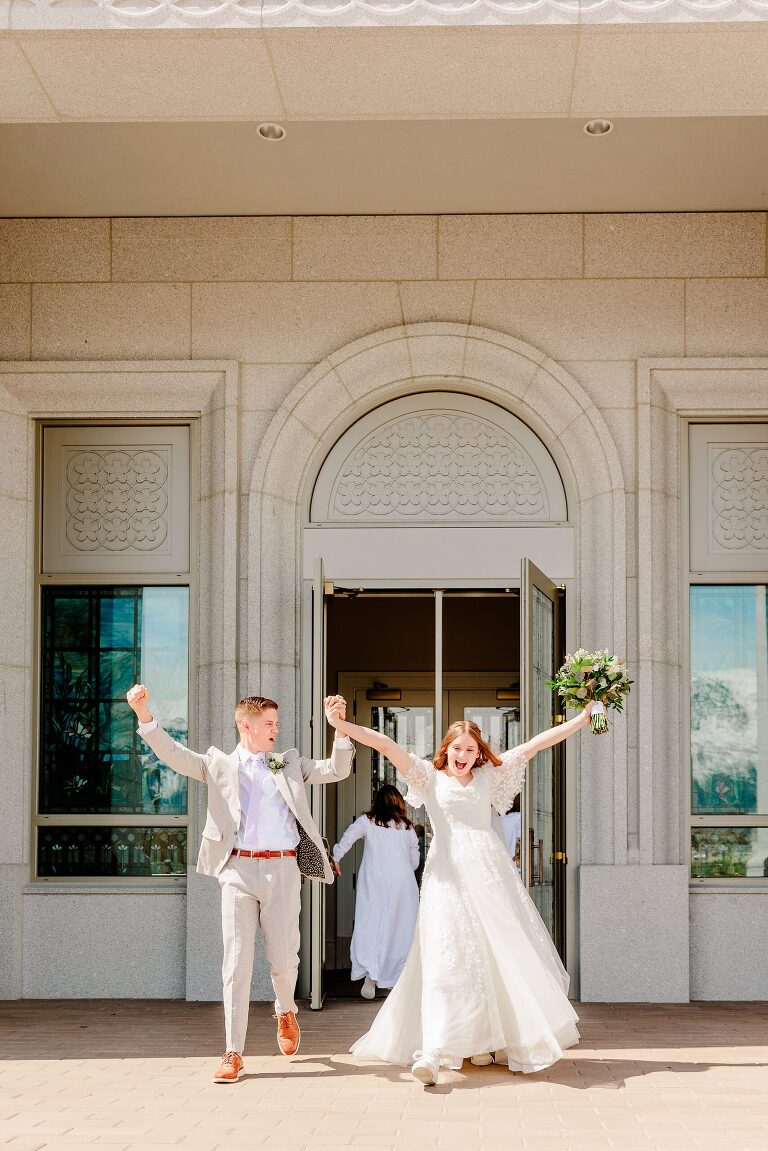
[[432, 720, 502, 772]]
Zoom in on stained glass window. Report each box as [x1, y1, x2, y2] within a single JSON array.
[[40, 586, 189, 816], [38, 585, 189, 878], [37, 826, 187, 878], [691, 827, 768, 880]]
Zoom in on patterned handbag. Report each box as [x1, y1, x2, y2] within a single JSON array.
[[295, 819, 331, 880]]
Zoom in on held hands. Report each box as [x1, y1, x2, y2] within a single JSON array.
[[324, 695, 348, 731], [331, 859, 342, 876], [126, 684, 154, 725]]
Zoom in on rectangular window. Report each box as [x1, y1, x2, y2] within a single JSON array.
[[37, 585, 189, 878], [461, 706, 520, 751], [691, 827, 768, 880], [370, 705, 433, 794], [689, 583, 768, 879], [37, 826, 187, 879]]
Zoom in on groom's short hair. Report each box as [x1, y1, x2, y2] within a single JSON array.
[[235, 695, 279, 723]]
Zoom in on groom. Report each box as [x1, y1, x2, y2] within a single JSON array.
[[126, 684, 353, 1083]]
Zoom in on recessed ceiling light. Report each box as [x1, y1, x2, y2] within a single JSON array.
[[584, 119, 614, 137], [257, 123, 287, 141]]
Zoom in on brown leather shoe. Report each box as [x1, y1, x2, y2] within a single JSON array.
[[213, 1050, 243, 1083], [275, 1011, 301, 1056]]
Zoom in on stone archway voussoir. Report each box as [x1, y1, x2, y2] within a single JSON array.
[[405, 331, 469, 380], [286, 368, 354, 443], [332, 336, 413, 402], [259, 414, 319, 503], [461, 336, 541, 400]]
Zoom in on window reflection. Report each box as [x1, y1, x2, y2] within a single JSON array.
[[40, 586, 189, 816], [690, 585, 768, 816], [691, 827, 768, 879]]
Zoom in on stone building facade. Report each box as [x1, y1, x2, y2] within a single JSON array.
[[0, 211, 766, 1004]]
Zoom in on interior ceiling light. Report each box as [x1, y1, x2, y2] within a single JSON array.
[[257, 123, 287, 141], [583, 119, 614, 137]]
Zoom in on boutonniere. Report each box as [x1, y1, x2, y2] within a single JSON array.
[[267, 754, 285, 775]]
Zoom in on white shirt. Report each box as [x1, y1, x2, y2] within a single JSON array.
[[137, 719, 352, 852], [234, 744, 299, 852]]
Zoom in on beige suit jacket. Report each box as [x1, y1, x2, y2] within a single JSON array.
[[139, 724, 354, 883]]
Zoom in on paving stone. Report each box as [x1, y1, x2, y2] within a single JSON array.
[[0, 1002, 766, 1151]]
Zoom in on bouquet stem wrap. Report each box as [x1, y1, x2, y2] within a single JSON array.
[[546, 649, 632, 735], [589, 701, 608, 735]]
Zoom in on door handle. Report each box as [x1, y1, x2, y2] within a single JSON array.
[[528, 830, 544, 885]]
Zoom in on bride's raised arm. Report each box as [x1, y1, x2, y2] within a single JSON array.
[[326, 699, 415, 778], [516, 703, 593, 763], [487, 703, 593, 816]]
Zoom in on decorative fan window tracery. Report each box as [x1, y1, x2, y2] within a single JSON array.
[[310, 393, 567, 525]]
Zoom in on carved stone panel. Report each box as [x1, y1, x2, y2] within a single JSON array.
[[42, 426, 190, 574], [310, 393, 567, 524], [689, 423, 768, 572]]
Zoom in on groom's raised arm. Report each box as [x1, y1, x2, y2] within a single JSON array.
[[127, 683, 210, 784], [298, 695, 355, 784]]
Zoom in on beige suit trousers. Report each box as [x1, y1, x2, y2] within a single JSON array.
[[218, 855, 301, 1054]]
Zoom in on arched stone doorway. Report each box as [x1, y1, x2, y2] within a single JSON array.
[[248, 322, 627, 999]]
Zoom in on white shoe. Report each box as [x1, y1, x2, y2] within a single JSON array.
[[411, 1052, 440, 1085], [492, 1049, 508, 1065], [470, 1053, 493, 1067], [361, 977, 376, 1000]]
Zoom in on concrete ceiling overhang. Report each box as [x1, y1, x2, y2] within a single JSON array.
[[2, 16, 768, 214], [2, 117, 768, 215]]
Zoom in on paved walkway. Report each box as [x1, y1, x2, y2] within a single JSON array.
[[1, 1000, 767, 1151]]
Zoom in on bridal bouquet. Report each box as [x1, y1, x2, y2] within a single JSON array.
[[547, 649, 632, 734]]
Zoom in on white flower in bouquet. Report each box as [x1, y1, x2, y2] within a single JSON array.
[[547, 649, 632, 734]]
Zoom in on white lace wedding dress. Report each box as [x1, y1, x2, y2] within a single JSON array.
[[350, 750, 580, 1073]]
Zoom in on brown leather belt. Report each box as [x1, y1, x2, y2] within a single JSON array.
[[231, 848, 297, 859]]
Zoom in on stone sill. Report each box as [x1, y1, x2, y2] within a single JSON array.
[[23, 883, 187, 895], [690, 882, 768, 895]]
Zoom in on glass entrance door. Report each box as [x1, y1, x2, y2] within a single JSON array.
[[330, 689, 435, 975], [312, 576, 568, 1001], [308, 558, 328, 1009], [521, 560, 565, 954]]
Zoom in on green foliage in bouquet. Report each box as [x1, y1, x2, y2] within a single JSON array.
[[546, 649, 632, 735]]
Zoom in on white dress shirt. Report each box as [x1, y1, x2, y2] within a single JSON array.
[[137, 718, 352, 852], [235, 745, 299, 852]]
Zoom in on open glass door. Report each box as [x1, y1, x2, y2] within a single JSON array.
[[329, 689, 435, 981], [520, 559, 566, 957], [309, 557, 327, 1009]]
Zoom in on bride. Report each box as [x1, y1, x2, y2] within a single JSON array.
[[326, 701, 596, 1085]]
